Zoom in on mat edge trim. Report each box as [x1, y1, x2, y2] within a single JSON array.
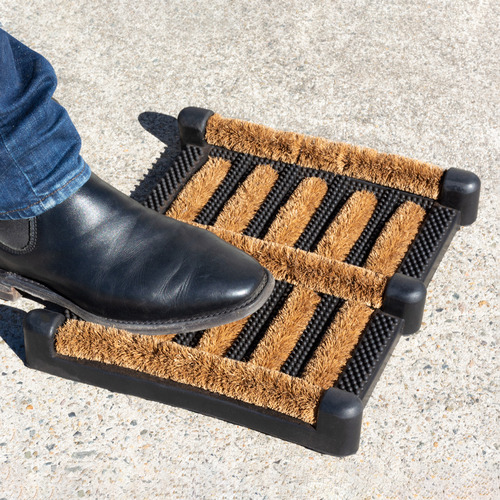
[[24, 309, 362, 456]]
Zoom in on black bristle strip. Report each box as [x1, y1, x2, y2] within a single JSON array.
[[345, 189, 401, 266], [211, 147, 294, 175], [244, 165, 301, 238], [244, 171, 301, 239], [172, 330, 205, 347], [144, 145, 203, 213], [64, 309, 80, 321], [240, 285, 296, 361], [293, 169, 433, 254], [343, 176, 433, 211], [335, 312, 400, 397], [294, 166, 434, 210], [209, 145, 240, 162], [281, 295, 344, 377], [400, 204, 456, 279], [225, 281, 293, 361], [294, 176, 350, 251], [195, 153, 257, 226]]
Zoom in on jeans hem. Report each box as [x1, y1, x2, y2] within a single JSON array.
[[0, 162, 91, 220]]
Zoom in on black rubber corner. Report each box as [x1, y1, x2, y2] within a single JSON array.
[[381, 273, 427, 335], [24, 308, 66, 373], [316, 388, 363, 456], [177, 107, 214, 147], [439, 167, 480, 226]]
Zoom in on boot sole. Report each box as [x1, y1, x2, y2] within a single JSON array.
[[0, 268, 275, 335]]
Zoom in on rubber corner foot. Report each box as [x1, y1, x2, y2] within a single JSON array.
[[316, 388, 363, 456], [23, 309, 66, 371], [177, 107, 214, 147], [382, 273, 427, 335], [439, 167, 480, 226]]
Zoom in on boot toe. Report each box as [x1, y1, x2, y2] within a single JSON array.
[[152, 225, 275, 329], [186, 244, 272, 321]]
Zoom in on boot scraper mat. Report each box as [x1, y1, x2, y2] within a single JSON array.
[[22, 107, 480, 456]]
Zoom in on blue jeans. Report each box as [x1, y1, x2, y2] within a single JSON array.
[[0, 29, 91, 220]]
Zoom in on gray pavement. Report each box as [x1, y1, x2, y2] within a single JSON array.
[[0, 1, 498, 498]]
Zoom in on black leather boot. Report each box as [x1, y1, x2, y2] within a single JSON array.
[[0, 174, 274, 334]]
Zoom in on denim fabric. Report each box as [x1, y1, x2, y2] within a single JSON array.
[[0, 29, 91, 219]]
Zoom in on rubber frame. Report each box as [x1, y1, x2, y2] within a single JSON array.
[[24, 309, 363, 457], [20, 107, 480, 455]]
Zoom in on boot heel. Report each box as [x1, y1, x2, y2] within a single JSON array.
[[0, 280, 21, 302]]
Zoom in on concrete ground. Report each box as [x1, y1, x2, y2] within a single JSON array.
[[0, 1, 498, 498]]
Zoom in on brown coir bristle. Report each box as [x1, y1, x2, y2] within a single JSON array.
[[249, 286, 321, 370], [196, 316, 249, 356], [214, 164, 279, 233], [165, 157, 231, 222], [55, 320, 324, 424], [297, 136, 443, 200], [206, 113, 303, 165], [302, 301, 374, 389], [264, 177, 328, 245], [205, 114, 444, 199], [315, 191, 378, 261], [365, 201, 426, 276], [188, 222, 388, 308]]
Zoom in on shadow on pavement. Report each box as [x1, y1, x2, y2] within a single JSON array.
[[0, 304, 27, 362]]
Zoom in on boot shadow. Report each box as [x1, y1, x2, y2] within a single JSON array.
[[0, 300, 67, 363], [130, 112, 182, 203], [0, 304, 27, 362]]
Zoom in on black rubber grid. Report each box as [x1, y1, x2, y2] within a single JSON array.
[[148, 145, 437, 270], [225, 280, 293, 361], [399, 205, 457, 280], [143, 142, 452, 398], [144, 145, 204, 213], [335, 312, 401, 400]]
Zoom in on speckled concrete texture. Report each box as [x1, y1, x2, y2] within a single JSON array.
[[0, 1, 498, 498]]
